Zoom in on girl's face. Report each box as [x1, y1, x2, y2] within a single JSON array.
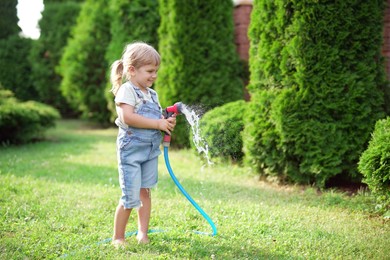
[[129, 63, 159, 89]]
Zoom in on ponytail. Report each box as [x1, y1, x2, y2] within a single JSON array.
[[110, 60, 124, 96], [110, 42, 160, 96]]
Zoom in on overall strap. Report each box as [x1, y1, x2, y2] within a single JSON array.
[[149, 89, 161, 110], [132, 86, 146, 104], [132, 85, 161, 110]]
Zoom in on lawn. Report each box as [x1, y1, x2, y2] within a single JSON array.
[[1, 120, 389, 259]]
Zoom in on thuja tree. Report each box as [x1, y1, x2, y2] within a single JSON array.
[[58, 0, 111, 124], [29, 2, 82, 117], [0, 0, 20, 39], [105, 0, 160, 122], [0, 35, 35, 101], [156, 0, 243, 147], [242, 1, 296, 182], [243, 0, 387, 187], [0, 0, 36, 101]]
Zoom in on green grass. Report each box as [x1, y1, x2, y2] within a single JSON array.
[[1, 120, 389, 259]]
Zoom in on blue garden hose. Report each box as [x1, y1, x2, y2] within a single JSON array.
[[163, 146, 217, 236]]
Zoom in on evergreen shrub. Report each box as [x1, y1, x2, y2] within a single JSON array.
[[0, 35, 36, 101], [29, 2, 81, 116], [198, 100, 246, 163], [0, 1, 35, 101], [58, 0, 111, 124], [0, 90, 60, 144], [242, 90, 286, 178], [358, 118, 390, 215], [245, 0, 386, 187], [105, 0, 160, 122], [156, 0, 243, 147], [0, 0, 20, 39]]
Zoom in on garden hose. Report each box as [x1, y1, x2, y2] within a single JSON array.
[[163, 145, 217, 236], [163, 102, 216, 236]]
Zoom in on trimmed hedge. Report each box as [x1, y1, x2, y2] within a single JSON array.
[[0, 90, 60, 144], [156, 0, 244, 147], [105, 0, 160, 122], [198, 100, 246, 163], [0, 35, 36, 101], [358, 117, 390, 215], [29, 1, 82, 116], [58, 0, 111, 124], [242, 90, 286, 178], [245, 0, 387, 187], [0, 0, 20, 40]]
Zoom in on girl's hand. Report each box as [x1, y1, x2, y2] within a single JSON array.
[[157, 115, 176, 135], [167, 116, 177, 130]]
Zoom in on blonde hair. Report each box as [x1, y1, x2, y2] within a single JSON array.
[[110, 42, 160, 95]]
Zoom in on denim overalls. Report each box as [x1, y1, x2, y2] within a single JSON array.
[[116, 86, 162, 209]]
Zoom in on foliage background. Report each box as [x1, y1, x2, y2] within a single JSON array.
[[0, 35, 35, 101], [104, 0, 160, 122], [29, 1, 82, 117], [0, 0, 389, 200], [0, 0, 20, 39], [58, 0, 111, 124], [243, 0, 387, 187], [156, 0, 244, 147]]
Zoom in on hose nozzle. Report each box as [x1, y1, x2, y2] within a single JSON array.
[[163, 102, 183, 146], [164, 102, 183, 119]]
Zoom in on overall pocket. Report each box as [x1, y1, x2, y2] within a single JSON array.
[[119, 130, 136, 150]]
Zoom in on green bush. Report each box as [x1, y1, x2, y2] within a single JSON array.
[[242, 90, 286, 179], [156, 0, 243, 147], [0, 88, 15, 103], [0, 0, 20, 40], [29, 2, 82, 117], [0, 35, 36, 101], [0, 1, 35, 101], [0, 90, 60, 144], [58, 0, 111, 124], [105, 0, 160, 122], [245, 0, 387, 187], [358, 117, 390, 215], [198, 100, 246, 163]]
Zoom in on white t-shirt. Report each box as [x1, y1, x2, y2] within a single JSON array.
[[114, 82, 161, 128]]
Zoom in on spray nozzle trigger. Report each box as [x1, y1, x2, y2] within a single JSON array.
[[163, 102, 183, 119]]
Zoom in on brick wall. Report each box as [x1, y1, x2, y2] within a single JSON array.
[[233, 0, 253, 99], [233, 1, 252, 61]]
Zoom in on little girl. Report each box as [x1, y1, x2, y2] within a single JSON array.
[[110, 42, 176, 246]]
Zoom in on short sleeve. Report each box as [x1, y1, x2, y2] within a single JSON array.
[[115, 82, 136, 107]]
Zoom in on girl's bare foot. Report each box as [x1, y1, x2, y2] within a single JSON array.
[[136, 233, 150, 244], [112, 239, 126, 249]]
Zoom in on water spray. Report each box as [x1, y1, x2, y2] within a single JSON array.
[[163, 102, 217, 236]]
